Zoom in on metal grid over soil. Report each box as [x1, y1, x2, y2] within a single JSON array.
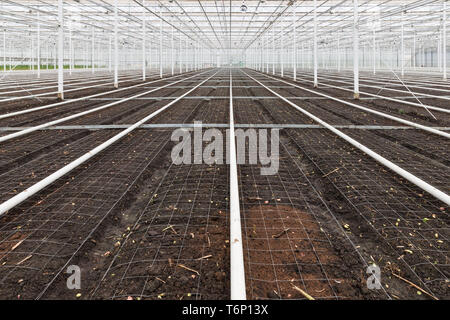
[[239, 68, 448, 299], [0, 67, 448, 301]]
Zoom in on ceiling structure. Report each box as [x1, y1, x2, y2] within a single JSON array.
[[0, 0, 448, 56]]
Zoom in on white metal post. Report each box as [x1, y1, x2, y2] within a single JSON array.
[[179, 28, 182, 73], [57, 0, 64, 100], [373, 29, 376, 74], [353, 0, 359, 99], [280, 25, 284, 77], [159, 5, 163, 78], [114, 0, 118, 88], [401, 11, 405, 77], [337, 33, 340, 72], [37, 11, 41, 78], [444, 0, 447, 80], [413, 31, 416, 70], [272, 25, 275, 74], [3, 30, 5, 72], [69, 20, 72, 75], [91, 27, 95, 73], [171, 23, 174, 75], [313, 0, 318, 87], [142, 0, 146, 81], [293, 5, 297, 81]]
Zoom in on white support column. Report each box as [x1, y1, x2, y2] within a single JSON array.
[[401, 11, 405, 77], [109, 34, 112, 72], [142, 0, 146, 81], [265, 33, 269, 73], [444, 0, 447, 80], [179, 29, 183, 73], [114, 0, 119, 88], [69, 20, 73, 75], [91, 27, 95, 74], [337, 33, 340, 72], [293, 5, 297, 81], [159, 5, 163, 78], [3, 30, 5, 72], [37, 11, 41, 78], [373, 29, 376, 74], [57, 0, 64, 100], [313, 0, 318, 87], [272, 25, 275, 75], [353, 0, 359, 99], [413, 31, 416, 70], [185, 38, 188, 72], [171, 23, 174, 75], [281, 24, 284, 77]]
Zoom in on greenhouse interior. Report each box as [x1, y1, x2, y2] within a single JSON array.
[[0, 0, 448, 303]]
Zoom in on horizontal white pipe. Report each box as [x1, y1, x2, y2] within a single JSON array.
[[244, 70, 450, 206], [0, 70, 210, 143], [256, 71, 450, 139], [0, 72, 141, 93], [0, 70, 219, 216], [229, 70, 246, 300], [283, 71, 450, 114], [287, 72, 450, 115], [0, 74, 152, 104], [0, 71, 192, 120]]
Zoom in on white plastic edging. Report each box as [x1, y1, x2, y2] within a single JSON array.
[[243, 70, 450, 206], [0, 70, 220, 216]]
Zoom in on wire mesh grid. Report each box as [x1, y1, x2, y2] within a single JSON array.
[[0, 70, 228, 299], [342, 129, 450, 193], [0, 129, 173, 299], [232, 72, 377, 300], [93, 74, 231, 299], [286, 128, 449, 299], [237, 69, 448, 299]]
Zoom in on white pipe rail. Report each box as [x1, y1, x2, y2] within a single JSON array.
[[0, 74, 140, 97], [0, 70, 219, 216], [229, 69, 247, 300], [0, 71, 194, 120], [0, 70, 211, 143], [243, 69, 450, 206], [255, 71, 450, 139], [282, 71, 450, 115]]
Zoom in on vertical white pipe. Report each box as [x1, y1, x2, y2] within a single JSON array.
[[353, 0, 359, 99], [401, 11, 404, 77], [272, 25, 275, 74], [313, 0, 318, 87], [179, 28, 182, 73], [444, 0, 447, 80], [37, 11, 40, 78], [91, 27, 95, 73], [373, 29, 376, 74], [413, 31, 416, 70], [337, 33, 340, 72], [69, 20, 72, 75], [114, 0, 119, 88], [159, 5, 163, 78], [171, 23, 174, 75], [57, 0, 64, 100], [2, 30, 5, 72], [281, 25, 284, 77], [142, 0, 146, 81], [293, 5, 297, 81]]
